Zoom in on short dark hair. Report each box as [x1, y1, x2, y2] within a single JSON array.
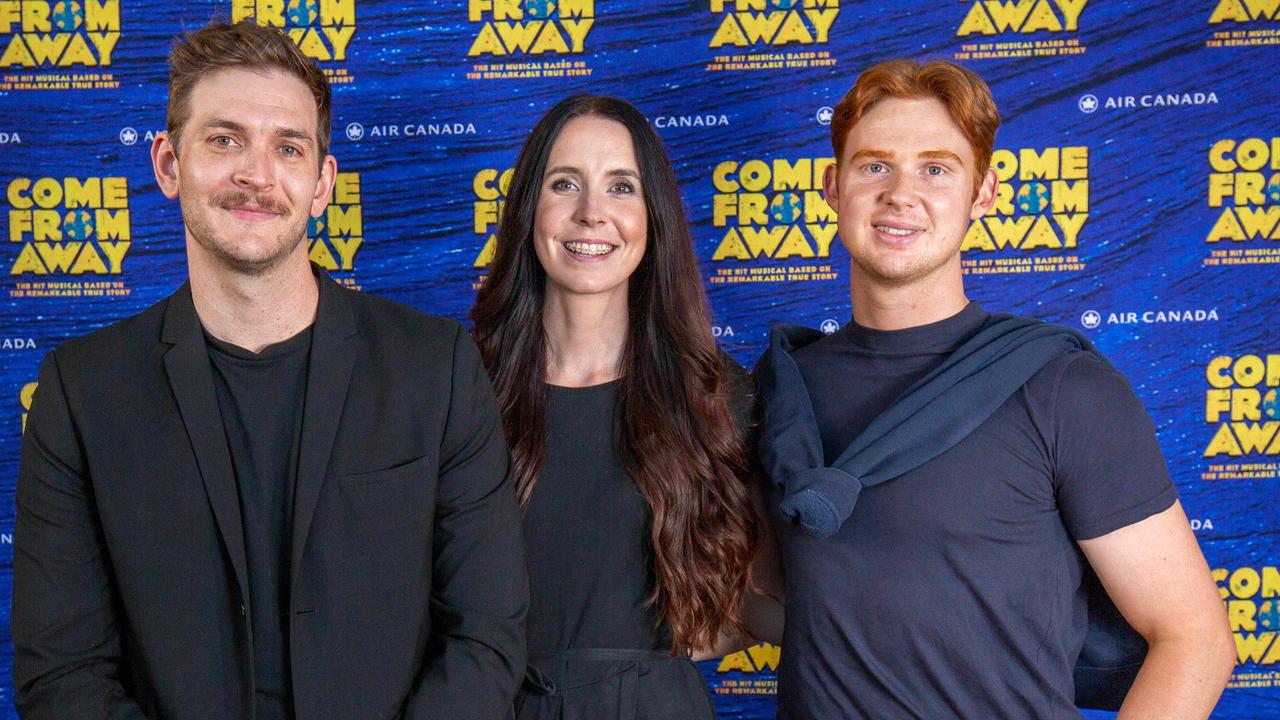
[[166, 21, 332, 160]]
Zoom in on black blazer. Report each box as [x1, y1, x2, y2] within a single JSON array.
[[12, 273, 528, 720]]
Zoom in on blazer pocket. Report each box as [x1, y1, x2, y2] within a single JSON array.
[[335, 455, 436, 534], [335, 455, 433, 488]]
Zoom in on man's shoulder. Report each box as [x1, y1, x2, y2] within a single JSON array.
[[50, 290, 173, 368], [334, 282, 462, 341]]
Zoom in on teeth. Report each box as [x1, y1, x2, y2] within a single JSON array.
[[875, 225, 914, 236], [565, 241, 615, 256]]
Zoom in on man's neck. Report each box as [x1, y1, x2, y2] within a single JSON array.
[[850, 266, 969, 331], [188, 248, 319, 354]]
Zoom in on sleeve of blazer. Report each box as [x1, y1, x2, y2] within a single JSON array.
[[11, 350, 150, 720], [401, 325, 528, 719]]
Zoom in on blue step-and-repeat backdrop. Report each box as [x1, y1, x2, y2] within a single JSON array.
[[1, 1, 1278, 718]]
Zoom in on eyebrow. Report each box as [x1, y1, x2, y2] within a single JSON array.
[[201, 118, 315, 146], [544, 165, 640, 180], [848, 148, 965, 166]]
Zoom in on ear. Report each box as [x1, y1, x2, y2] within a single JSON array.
[[822, 160, 839, 210], [151, 131, 181, 200], [969, 166, 998, 220], [310, 154, 338, 218]]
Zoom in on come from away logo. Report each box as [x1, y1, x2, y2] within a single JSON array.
[[706, 642, 779, 699], [232, 0, 357, 84], [1206, 0, 1280, 49], [6, 175, 133, 298], [706, 0, 838, 73], [959, 146, 1088, 276], [307, 171, 362, 287], [1215, 564, 1280, 676], [466, 0, 595, 81], [470, 166, 510, 289], [1203, 354, 1280, 470], [953, 0, 1088, 61], [708, 157, 840, 286], [20, 380, 36, 433], [0, 0, 121, 90], [1204, 137, 1280, 268]]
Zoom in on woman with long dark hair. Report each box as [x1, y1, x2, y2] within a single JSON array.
[[471, 94, 768, 718]]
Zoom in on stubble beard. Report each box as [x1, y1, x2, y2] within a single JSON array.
[[182, 190, 309, 277]]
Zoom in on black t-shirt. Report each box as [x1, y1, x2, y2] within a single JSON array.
[[523, 380, 663, 651], [771, 303, 1177, 720], [207, 327, 312, 720]]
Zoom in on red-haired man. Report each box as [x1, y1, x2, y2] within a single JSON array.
[[758, 59, 1234, 719]]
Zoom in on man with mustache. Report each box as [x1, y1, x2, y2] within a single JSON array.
[[11, 21, 527, 720]]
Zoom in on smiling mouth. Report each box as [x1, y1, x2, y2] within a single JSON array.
[[563, 241, 616, 257], [873, 224, 919, 237]]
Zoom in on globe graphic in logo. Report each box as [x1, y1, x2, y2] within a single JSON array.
[[772, 0, 800, 8], [64, 210, 93, 241], [1259, 599, 1280, 631], [770, 193, 802, 224], [1016, 182, 1049, 214], [525, 0, 555, 19], [1264, 388, 1279, 420], [1268, 177, 1280, 204], [308, 215, 326, 238], [286, 0, 319, 26], [52, 1, 83, 31]]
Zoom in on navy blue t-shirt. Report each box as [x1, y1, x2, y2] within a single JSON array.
[[771, 303, 1176, 720]]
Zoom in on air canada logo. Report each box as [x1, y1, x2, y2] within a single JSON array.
[[1213, 564, 1280, 671], [6, 175, 134, 298], [953, 0, 1088, 60], [960, 146, 1088, 276], [707, 0, 838, 72], [307, 172, 361, 283], [233, 0, 356, 83], [0, 0, 122, 90], [707, 157, 839, 286], [1203, 353, 1280, 461], [1204, 137, 1280, 268], [1084, 92, 1219, 111]]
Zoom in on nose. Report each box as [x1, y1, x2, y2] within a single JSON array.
[[232, 144, 275, 190], [573, 187, 605, 226], [881, 171, 918, 209]]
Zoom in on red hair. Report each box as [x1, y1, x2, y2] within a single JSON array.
[[830, 59, 1000, 194]]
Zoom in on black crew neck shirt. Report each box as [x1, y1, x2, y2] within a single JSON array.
[[207, 326, 313, 720]]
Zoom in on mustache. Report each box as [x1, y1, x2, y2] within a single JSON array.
[[210, 191, 288, 216]]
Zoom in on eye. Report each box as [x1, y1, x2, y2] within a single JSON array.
[[280, 145, 301, 158], [865, 162, 888, 174], [926, 165, 947, 176], [610, 179, 636, 194], [211, 135, 236, 148], [550, 178, 578, 192]]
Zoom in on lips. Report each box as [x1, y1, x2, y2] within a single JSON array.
[[872, 221, 924, 243], [563, 240, 616, 257]]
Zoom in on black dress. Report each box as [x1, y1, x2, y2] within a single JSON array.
[[514, 379, 720, 720]]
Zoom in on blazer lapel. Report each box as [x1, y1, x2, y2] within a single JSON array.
[[160, 284, 251, 605], [291, 274, 357, 588]]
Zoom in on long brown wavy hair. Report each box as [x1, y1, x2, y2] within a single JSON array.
[[471, 94, 761, 653]]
